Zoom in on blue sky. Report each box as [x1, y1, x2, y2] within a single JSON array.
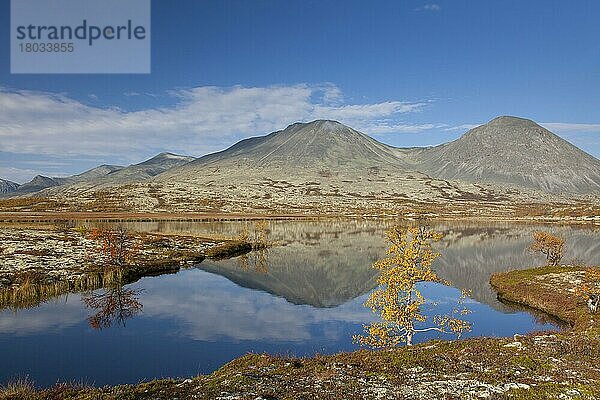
[[1, 0, 600, 183]]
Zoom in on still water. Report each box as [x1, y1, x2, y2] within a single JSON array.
[[1, 220, 598, 387]]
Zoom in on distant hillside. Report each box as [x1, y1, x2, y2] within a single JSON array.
[[4, 153, 194, 198], [1, 165, 124, 197], [409, 116, 600, 194], [0, 178, 19, 194], [15, 175, 60, 194], [85, 152, 195, 185], [55, 164, 124, 185]]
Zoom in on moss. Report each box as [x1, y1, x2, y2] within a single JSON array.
[[510, 355, 551, 372]]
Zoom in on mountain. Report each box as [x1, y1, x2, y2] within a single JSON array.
[[0, 165, 124, 197], [91, 152, 195, 185], [183, 120, 405, 170], [150, 117, 600, 214], [7, 117, 599, 212], [54, 164, 124, 185], [154, 120, 439, 212], [0, 178, 19, 194], [409, 116, 600, 194], [15, 175, 60, 194], [5, 153, 194, 198], [161, 118, 600, 196]]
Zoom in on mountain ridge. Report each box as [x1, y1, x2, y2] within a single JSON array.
[[2, 153, 195, 198], [0, 178, 19, 194], [158, 116, 600, 195], [174, 120, 405, 172], [410, 116, 600, 193], [4, 116, 600, 210]]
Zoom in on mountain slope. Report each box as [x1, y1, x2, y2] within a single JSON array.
[[15, 175, 60, 194], [1, 165, 124, 197], [167, 120, 406, 173], [38, 153, 195, 196], [409, 116, 600, 194], [54, 164, 124, 185], [98, 152, 195, 184], [0, 178, 19, 194], [12, 117, 600, 212]]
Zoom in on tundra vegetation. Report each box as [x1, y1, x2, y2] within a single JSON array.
[[526, 231, 598, 315], [354, 225, 471, 347], [0, 223, 259, 310]]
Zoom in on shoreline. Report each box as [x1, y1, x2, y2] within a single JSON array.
[[0, 226, 257, 310], [0, 211, 599, 226], [3, 264, 599, 399], [1, 220, 599, 399]]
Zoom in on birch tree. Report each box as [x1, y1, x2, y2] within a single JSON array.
[[355, 225, 471, 347]]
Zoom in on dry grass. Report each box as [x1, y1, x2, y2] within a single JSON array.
[[0, 377, 36, 400], [490, 265, 598, 332], [0, 269, 118, 310], [0, 197, 68, 212]]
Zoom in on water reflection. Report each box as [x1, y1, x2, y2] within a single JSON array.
[[0, 267, 560, 387], [0, 220, 597, 387], [82, 285, 143, 330], [185, 221, 599, 311], [238, 244, 270, 274]]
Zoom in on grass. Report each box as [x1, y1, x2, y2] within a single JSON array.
[[0, 268, 123, 310], [490, 264, 598, 331], [0, 197, 69, 212], [0, 377, 36, 400]]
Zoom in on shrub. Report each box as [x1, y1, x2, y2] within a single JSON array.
[[528, 231, 564, 267]]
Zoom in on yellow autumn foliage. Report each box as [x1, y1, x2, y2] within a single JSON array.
[[354, 225, 471, 347]]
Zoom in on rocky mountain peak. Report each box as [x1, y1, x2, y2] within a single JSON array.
[[413, 116, 600, 193]]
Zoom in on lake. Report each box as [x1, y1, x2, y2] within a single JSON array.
[[1, 220, 598, 387]]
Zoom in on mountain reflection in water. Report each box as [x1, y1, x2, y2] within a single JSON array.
[[0, 220, 597, 387]]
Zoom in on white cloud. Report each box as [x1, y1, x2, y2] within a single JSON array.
[[444, 124, 479, 132], [416, 4, 441, 12], [540, 122, 600, 133], [0, 84, 427, 161], [0, 167, 42, 183], [367, 122, 444, 134]]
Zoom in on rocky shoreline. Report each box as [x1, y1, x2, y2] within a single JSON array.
[[0, 225, 253, 310]]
